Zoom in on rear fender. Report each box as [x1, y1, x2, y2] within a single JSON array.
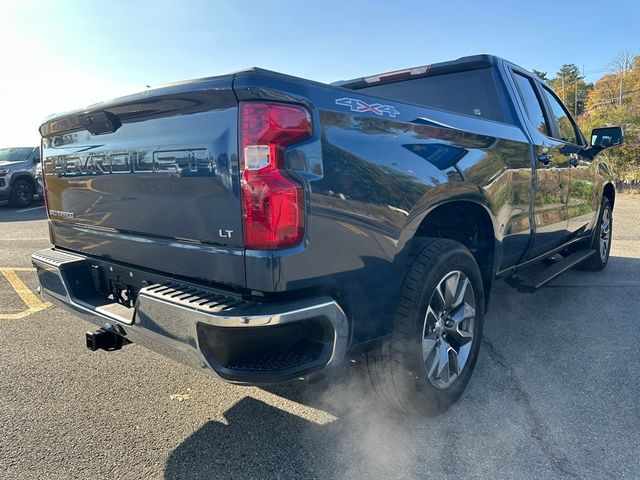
[[397, 184, 500, 278]]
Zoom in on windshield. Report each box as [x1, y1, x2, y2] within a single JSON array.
[[0, 147, 34, 164]]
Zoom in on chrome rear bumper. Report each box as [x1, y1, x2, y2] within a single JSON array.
[[32, 248, 349, 383]]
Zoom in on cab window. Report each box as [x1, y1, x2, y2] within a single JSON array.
[[541, 87, 582, 145]]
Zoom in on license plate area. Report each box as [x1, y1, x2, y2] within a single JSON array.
[[108, 279, 136, 309], [80, 264, 141, 325]]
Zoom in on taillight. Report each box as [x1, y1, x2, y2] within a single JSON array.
[[239, 102, 312, 250]]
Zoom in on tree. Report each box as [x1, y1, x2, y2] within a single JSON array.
[[633, 56, 640, 91], [586, 73, 622, 110], [548, 64, 591, 115], [609, 52, 635, 74], [556, 64, 583, 82], [580, 53, 640, 180], [532, 69, 548, 81], [608, 52, 636, 107], [532, 54, 639, 180], [587, 54, 640, 110]]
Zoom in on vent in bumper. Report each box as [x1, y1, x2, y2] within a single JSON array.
[[225, 343, 318, 372]]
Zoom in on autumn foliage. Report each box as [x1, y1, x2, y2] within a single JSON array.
[[543, 54, 640, 180]]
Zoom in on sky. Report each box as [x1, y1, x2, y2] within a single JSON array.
[[1, 0, 639, 146]]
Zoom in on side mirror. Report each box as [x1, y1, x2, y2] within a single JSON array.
[[591, 126, 623, 149]]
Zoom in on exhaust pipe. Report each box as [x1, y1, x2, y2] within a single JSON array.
[[86, 324, 128, 351]]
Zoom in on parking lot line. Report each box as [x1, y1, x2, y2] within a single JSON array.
[[17, 206, 45, 213], [0, 267, 51, 319], [338, 221, 369, 237]]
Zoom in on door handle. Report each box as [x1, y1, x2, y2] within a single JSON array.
[[537, 152, 552, 165]]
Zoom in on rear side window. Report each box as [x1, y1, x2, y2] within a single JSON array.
[[360, 68, 504, 122], [512, 72, 549, 136]]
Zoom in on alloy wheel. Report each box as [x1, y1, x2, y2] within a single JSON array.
[[600, 208, 611, 262], [16, 183, 32, 206], [422, 270, 476, 389]]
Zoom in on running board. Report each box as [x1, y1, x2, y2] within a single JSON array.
[[517, 249, 595, 293]]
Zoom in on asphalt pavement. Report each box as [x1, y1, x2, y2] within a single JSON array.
[[0, 197, 639, 479]]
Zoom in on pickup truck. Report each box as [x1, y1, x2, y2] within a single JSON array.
[[0, 146, 42, 208], [32, 55, 623, 416]]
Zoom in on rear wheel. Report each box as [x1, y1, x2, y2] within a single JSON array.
[[9, 179, 34, 208], [365, 238, 484, 416], [578, 198, 612, 271]]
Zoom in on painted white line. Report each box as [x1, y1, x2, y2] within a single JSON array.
[[17, 206, 45, 213]]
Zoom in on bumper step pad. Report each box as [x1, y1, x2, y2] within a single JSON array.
[[142, 282, 258, 314]]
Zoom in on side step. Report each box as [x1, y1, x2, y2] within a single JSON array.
[[517, 249, 595, 293]]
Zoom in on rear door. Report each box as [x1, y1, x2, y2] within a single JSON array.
[[509, 69, 571, 258]]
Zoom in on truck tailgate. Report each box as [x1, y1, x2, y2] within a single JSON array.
[[40, 75, 245, 287]]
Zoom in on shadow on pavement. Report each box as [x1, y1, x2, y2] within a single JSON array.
[[164, 255, 640, 480], [163, 376, 427, 480], [164, 397, 327, 479]]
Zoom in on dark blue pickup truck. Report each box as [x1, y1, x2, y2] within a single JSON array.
[[33, 55, 623, 415]]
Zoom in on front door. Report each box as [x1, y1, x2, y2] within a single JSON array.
[[538, 85, 599, 236]]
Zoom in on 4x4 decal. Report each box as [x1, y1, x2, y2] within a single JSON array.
[[335, 98, 400, 118]]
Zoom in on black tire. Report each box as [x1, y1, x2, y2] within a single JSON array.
[[365, 238, 485, 416], [577, 198, 612, 272], [9, 179, 34, 208]]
